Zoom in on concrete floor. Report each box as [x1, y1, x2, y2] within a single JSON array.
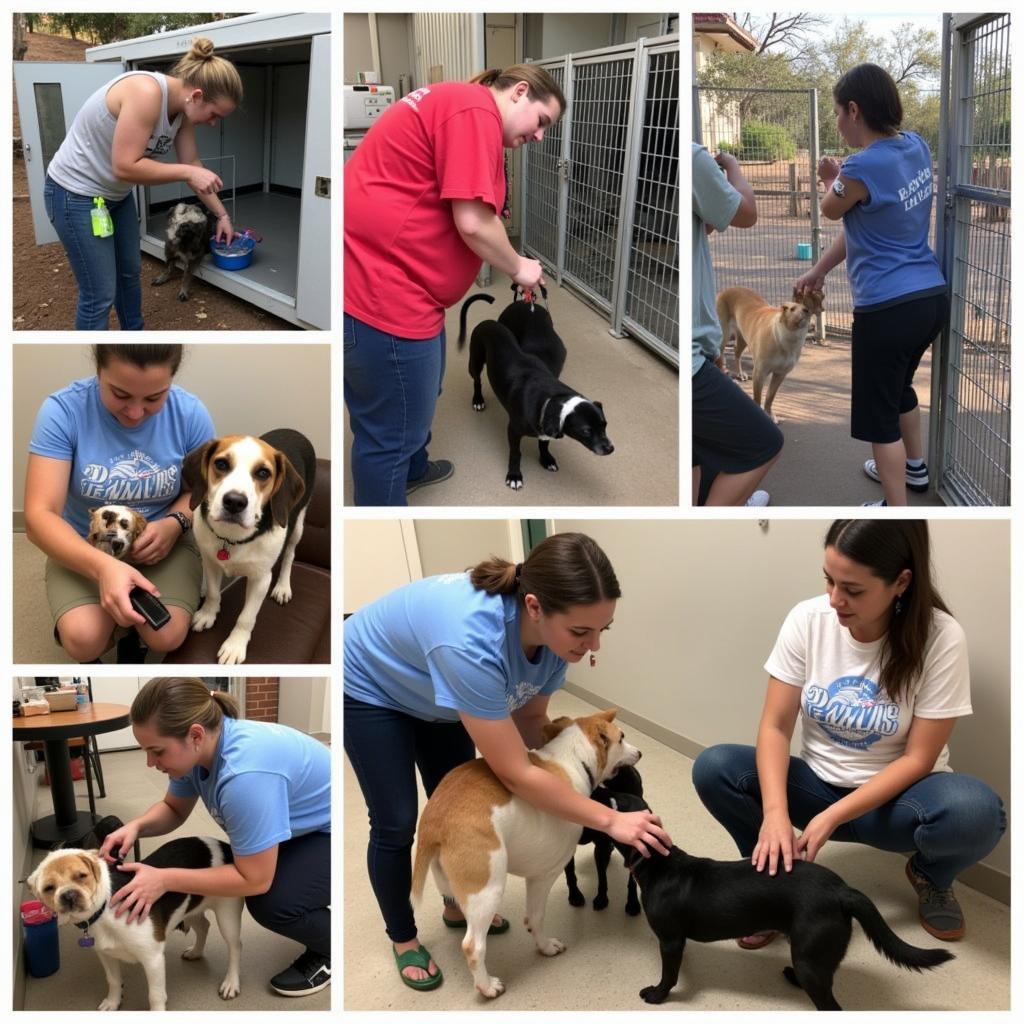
[[19, 749, 330, 1012], [344, 690, 1009, 1011], [344, 272, 679, 506]]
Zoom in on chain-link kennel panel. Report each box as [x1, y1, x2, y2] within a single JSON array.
[[521, 61, 566, 273]]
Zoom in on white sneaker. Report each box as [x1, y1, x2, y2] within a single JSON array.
[[861, 498, 887, 507], [744, 490, 770, 507], [863, 458, 929, 493]]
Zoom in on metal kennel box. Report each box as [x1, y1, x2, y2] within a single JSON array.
[[15, 12, 331, 330]]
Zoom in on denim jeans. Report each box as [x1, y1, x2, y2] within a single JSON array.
[[343, 694, 475, 942], [43, 176, 144, 330], [343, 313, 445, 506], [692, 743, 1005, 889]]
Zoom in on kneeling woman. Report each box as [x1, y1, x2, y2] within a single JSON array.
[[99, 678, 331, 996], [693, 519, 1004, 945]]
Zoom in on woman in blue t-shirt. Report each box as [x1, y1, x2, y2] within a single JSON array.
[[24, 344, 214, 662], [344, 531, 671, 991], [795, 64, 947, 507], [98, 677, 331, 998]]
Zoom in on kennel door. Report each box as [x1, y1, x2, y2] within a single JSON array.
[[14, 62, 125, 245]]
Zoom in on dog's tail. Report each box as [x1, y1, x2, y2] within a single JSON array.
[[458, 293, 495, 349], [410, 834, 440, 908], [842, 887, 955, 971]]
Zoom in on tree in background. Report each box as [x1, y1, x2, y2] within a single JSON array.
[[38, 14, 235, 45]]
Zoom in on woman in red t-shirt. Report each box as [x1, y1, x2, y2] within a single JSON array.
[[344, 65, 565, 505]]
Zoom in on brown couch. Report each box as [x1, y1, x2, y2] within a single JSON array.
[[164, 458, 330, 664]]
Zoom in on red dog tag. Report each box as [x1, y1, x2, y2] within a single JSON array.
[[217, 547, 230, 561]]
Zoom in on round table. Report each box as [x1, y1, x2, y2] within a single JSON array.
[[13, 702, 131, 848]]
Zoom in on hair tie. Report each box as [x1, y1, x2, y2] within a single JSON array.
[[514, 563, 523, 582]]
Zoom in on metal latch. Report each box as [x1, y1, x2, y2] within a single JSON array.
[[315, 176, 330, 198]]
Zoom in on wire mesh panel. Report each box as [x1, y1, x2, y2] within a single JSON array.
[[563, 56, 634, 309], [622, 47, 679, 357], [522, 61, 565, 272], [697, 88, 824, 339], [937, 14, 1011, 506]]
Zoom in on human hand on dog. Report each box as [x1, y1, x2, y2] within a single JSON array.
[[752, 813, 798, 875], [795, 811, 838, 863], [131, 518, 180, 565], [109, 863, 167, 924], [98, 559, 160, 627], [513, 255, 546, 291], [608, 809, 671, 857], [794, 268, 826, 296], [99, 822, 141, 865]]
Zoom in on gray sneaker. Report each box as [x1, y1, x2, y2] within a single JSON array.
[[864, 458, 930, 493], [406, 459, 454, 495], [905, 857, 965, 940]]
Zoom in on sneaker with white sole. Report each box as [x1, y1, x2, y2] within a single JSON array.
[[406, 459, 454, 495], [744, 490, 770, 507], [270, 949, 331, 996], [864, 458, 929, 492], [861, 498, 887, 507]]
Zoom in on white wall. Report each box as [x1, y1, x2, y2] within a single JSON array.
[[278, 677, 330, 735], [12, 344, 331, 517], [343, 13, 374, 82]]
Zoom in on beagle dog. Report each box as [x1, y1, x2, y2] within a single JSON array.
[[86, 505, 147, 560], [183, 428, 316, 665], [26, 839, 244, 1011]]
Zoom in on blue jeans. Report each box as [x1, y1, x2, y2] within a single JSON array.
[[692, 744, 1005, 889], [343, 313, 445, 506], [343, 694, 475, 942], [43, 176, 144, 330]]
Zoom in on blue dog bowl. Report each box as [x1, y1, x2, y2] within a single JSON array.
[[209, 235, 255, 271], [795, 242, 813, 261]]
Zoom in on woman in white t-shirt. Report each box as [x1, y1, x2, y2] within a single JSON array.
[[693, 519, 1004, 947]]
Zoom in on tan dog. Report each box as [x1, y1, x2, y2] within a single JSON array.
[[717, 286, 825, 422], [86, 505, 147, 560], [410, 708, 641, 998]]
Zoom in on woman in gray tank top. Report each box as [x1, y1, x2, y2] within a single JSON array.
[[43, 37, 243, 330]]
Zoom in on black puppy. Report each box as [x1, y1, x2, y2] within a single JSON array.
[[152, 202, 218, 301], [565, 764, 643, 915], [458, 292, 614, 490], [607, 792, 953, 1010], [498, 282, 567, 376]]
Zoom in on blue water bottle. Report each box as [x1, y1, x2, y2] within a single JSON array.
[[21, 900, 60, 978]]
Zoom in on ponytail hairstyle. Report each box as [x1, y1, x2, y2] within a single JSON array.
[[93, 344, 183, 375], [469, 532, 620, 612], [825, 520, 950, 701], [172, 36, 243, 105], [833, 62, 902, 134], [130, 676, 239, 739], [469, 63, 566, 116]]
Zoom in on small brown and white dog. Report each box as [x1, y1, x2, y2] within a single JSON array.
[[411, 708, 641, 998], [717, 286, 825, 422], [26, 839, 243, 1011], [86, 505, 147, 560], [183, 428, 315, 665]]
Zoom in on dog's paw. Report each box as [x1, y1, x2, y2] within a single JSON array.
[[592, 893, 608, 911], [536, 937, 566, 956], [734, 370, 748, 382], [472, 400, 486, 412], [505, 474, 524, 490], [640, 984, 669, 1004], [625, 899, 642, 916], [182, 943, 203, 960], [540, 457, 559, 472], [97, 996, 122, 1011], [151, 275, 168, 287], [271, 581, 293, 604], [217, 630, 251, 665], [219, 974, 241, 1000], [567, 890, 585, 907], [476, 976, 505, 999], [191, 606, 219, 632], [177, 292, 190, 302]]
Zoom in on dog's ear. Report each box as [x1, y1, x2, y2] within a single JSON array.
[[593, 400, 604, 412], [810, 289, 825, 312], [25, 864, 40, 899], [78, 851, 103, 886], [182, 440, 218, 510], [540, 716, 574, 744], [597, 707, 618, 722], [130, 511, 147, 540], [269, 451, 306, 528]]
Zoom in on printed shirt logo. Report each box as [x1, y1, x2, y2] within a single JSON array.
[[507, 680, 542, 712], [81, 449, 178, 504], [898, 165, 932, 212], [148, 133, 174, 157], [804, 675, 900, 750], [401, 86, 431, 111]]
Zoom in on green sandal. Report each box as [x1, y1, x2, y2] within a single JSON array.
[[442, 914, 510, 935], [393, 944, 443, 991]]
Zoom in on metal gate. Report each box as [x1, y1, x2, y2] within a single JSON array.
[[932, 13, 1011, 506], [522, 35, 679, 365]]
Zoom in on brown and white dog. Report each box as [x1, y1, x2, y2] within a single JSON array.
[[410, 708, 641, 998], [86, 505, 147, 560], [717, 286, 825, 422], [183, 428, 315, 665], [26, 839, 243, 1011]]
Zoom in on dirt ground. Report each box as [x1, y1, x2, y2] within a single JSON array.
[[12, 31, 298, 332]]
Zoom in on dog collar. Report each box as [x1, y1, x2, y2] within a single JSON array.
[[75, 901, 106, 946]]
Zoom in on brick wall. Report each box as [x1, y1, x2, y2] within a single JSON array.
[[245, 677, 279, 722]]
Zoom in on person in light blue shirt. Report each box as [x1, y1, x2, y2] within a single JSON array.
[[795, 63, 948, 507], [344, 532, 671, 992], [24, 345, 214, 662], [99, 677, 331, 998]]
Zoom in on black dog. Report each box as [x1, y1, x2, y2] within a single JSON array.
[[565, 764, 643, 915], [458, 292, 614, 490], [607, 792, 954, 1010], [152, 202, 218, 301]]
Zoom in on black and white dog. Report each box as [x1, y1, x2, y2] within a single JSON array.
[[151, 202, 218, 301], [458, 290, 614, 490]]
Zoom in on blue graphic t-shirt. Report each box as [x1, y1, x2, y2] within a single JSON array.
[[168, 716, 331, 856], [765, 594, 971, 787], [343, 572, 567, 722], [29, 377, 215, 537], [839, 131, 946, 310]]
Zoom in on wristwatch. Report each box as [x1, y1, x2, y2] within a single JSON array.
[[831, 179, 846, 198], [168, 511, 191, 533]]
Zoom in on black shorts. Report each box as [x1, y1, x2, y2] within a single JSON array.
[[851, 293, 947, 443], [692, 357, 784, 476]]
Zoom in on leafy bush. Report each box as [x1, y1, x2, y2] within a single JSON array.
[[740, 120, 796, 161]]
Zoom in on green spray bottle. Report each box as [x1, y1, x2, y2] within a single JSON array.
[[91, 197, 114, 238]]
